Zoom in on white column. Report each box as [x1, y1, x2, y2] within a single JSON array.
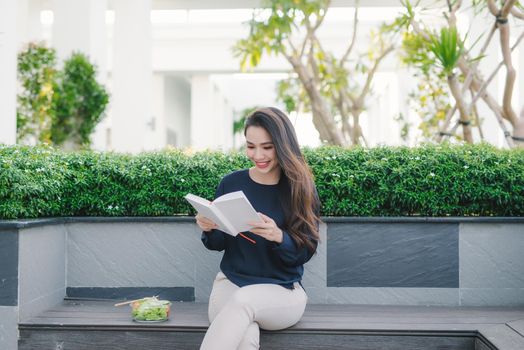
[[52, 0, 107, 71], [0, 0, 18, 145], [17, 0, 44, 46], [190, 74, 213, 150], [152, 73, 167, 149], [165, 76, 191, 148], [190, 74, 234, 151], [111, 0, 152, 153]]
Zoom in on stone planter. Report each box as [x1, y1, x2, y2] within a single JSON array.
[[1, 217, 523, 350]]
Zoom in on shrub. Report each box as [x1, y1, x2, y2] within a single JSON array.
[[0, 143, 522, 219]]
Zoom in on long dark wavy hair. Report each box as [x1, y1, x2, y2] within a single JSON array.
[[244, 107, 320, 253]]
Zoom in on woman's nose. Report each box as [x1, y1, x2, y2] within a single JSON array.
[[253, 148, 264, 159]]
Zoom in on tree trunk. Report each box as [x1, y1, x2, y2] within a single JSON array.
[[289, 58, 346, 145], [447, 73, 473, 143], [350, 108, 364, 146], [514, 108, 524, 147]]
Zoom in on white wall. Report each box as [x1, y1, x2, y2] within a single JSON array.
[[0, 0, 18, 145], [11, 1, 524, 151], [110, 0, 153, 153], [165, 76, 191, 148]]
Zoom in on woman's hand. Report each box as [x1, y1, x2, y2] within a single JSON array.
[[248, 213, 283, 243], [196, 214, 218, 232]]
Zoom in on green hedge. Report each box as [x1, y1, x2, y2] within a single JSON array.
[[0, 143, 523, 219]]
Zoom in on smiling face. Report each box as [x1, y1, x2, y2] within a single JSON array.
[[245, 125, 281, 183]]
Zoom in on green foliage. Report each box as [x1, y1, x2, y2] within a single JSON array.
[[1, 144, 523, 219], [233, 0, 324, 71], [399, 28, 455, 141], [429, 27, 464, 74], [16, 43, 58, 144], [277, 77, 306, 114], [52, 52, 109, 148], [400, 31, 438, 76], [234, 0, 400, 145], [233, 106, 260, 136], [408, 76, 452, 141], [16, 43, 109, 149], [307, 144, 524, 216]]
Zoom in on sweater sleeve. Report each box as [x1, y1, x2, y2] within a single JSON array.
[[271, 231, 318, 267], [201, 179, 227, 251]]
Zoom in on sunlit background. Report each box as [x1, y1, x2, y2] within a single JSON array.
[[1, 0, 522, 152]]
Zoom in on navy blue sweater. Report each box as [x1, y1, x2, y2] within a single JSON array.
[[201, 169, 318, 288]]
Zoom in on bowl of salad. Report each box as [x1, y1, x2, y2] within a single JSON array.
[[130, 297, 171, 322]]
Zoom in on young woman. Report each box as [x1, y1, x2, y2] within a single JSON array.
[[195, 107, 321, 350]]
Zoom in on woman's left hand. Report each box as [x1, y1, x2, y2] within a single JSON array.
[[248, 213, 283, 243]]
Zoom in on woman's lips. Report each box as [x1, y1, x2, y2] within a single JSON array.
[[255, 161, 270, 169]]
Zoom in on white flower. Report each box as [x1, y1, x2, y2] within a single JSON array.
[[429, 172, 435, 177], [108, 205, 113, 210], [464, 165, 469, 169]]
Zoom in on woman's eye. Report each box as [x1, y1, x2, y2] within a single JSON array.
[[264, 147, 273, 150]]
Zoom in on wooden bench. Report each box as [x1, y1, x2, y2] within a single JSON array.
[[18, 299, 524, 349]]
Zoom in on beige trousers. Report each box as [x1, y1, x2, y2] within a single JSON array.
[[200, 272, 307, 350]]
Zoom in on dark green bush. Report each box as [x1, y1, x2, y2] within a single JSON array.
[[0, 143, 522, 219]]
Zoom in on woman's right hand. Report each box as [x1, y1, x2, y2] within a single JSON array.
[[195, 214, 218, 232]]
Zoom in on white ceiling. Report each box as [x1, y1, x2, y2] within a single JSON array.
[[37, 0, 405, 10]]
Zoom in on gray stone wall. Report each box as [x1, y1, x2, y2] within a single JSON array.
[[0, 306, 18, 350], [0, 229, 18, 306], [66, 221, 219, 302], [2, 218, 523, 312], [61, 218, 524, 307], [1, 217, 523, 350], [460, 223, 524, 306], [18, 225, 67, 320]]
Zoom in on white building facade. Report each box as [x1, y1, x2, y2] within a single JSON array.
[[1, 0, 523, 151]]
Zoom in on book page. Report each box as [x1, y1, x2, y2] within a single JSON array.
[[212, 191, 262, 234], [184, 194, 235, 236]]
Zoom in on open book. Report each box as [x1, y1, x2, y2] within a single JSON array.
[[184, 191, 262, 236]]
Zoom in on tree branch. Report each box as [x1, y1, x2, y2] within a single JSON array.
[[457, 59, 515, 147], [461, 22, 497, 94], [435, 105, 458, 143], [501, 0, 518, 17], [312, 0, 331, 32], [470, 93, 484, 140], [511, 7, 524, 20], [340, 1, 359, 65], [465, 30, 524, 125], [498, 20, 518, 125], [356, 44, 395, 107], [448, 73, 473, 142], [446, 0, 462, 28], [409, 18, 431, 41], [486, 0, 499, 16]]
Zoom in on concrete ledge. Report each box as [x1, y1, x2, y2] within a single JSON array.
[[2, 215, 524, 230], [1, 217, 523, 350]]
